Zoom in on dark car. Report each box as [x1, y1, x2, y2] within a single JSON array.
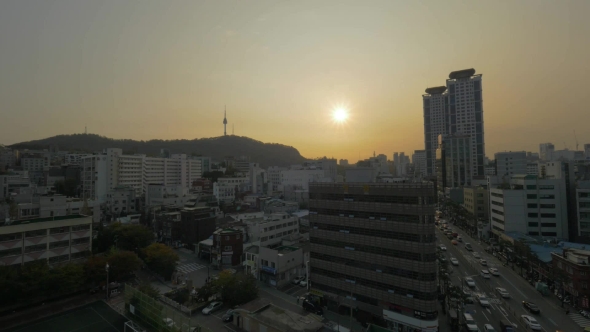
[[522, 301, 540, 314], [222, 309, 235, 322], [302, 300, 323, 316]]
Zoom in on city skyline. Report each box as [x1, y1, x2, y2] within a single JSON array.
[[1, 0, 590, 163]]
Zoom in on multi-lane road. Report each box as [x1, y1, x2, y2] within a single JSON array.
[[436, 220, 581, 332]]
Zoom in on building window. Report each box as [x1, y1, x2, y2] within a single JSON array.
[[540, 204, 555, 209], [528, 222, 538, 227], [527, 194, 537, 199], [528, 213, 538, 218], [224, 246, 232, 251], [25, 229, 46, 238], [527, 203, 538, 209], [527, 185, 537, 190]]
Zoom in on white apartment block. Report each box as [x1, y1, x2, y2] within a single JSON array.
[[105, 186, 136, 218], [484, 166, 496, 176], [539, 143, 554, 161], [213, 177, 248, 202], [495, 151, 527, 178], [81, 148, 204, 203], [527, 163, 539, 176], [0, 215, 92, 266], [22, 155, 50, 172], [489, 175, 568, 239], [280, 168, 326, 191], [267, 166, 287, 191], [244, 213, 300, 248], [577, 182, 590, 238], [65, 153, 91, 165]]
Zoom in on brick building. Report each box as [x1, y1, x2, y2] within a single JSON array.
[[179, 207, 216, 246], [211, 228, 243, 269]]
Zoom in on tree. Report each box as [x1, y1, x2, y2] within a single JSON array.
[[80, 199, 92, 215], [84, 255, 108, 284], [0, 265, 20, 306], [196, 281, 217, 302], [94, 223, 154, 253], [143, 243, 179, 279], [219, 273, 258, 307], [107, 250, 142, 281], [137, 282, 160, 300]]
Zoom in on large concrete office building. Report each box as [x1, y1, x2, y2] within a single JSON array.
[[309, 182, 438, 331], [423, 69, 485, 178]]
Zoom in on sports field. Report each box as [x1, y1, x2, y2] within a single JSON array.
[[9, 301, 127, 332]]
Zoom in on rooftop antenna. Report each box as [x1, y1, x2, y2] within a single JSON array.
[[574, 130, 579, 151]]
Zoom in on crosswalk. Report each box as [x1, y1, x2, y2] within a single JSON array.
[[570, 313, 590, 328], [176, 263, 206, 274]]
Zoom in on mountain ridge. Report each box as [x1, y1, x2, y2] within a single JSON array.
[[9, 134, 307, 167]]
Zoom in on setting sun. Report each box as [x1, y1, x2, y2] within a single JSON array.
[[332, 107, 349, 123]]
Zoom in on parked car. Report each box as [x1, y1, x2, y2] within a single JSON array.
[[522, 301, 540, 314], [222, 309, 235, 322], [291, 276, 305, 285], [202, 301, 223, 315], [299, 280, 308, 287], [496, 287, 510, 298]]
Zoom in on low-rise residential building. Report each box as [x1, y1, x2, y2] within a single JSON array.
[[0, 214, 92, 266], [179, 207, 216, 246], [551, 247, 590, 309], [213, 177, 248, 203], [259, 245, 306, 288], [22, 153, 50, 172], [211, 228, 243, 268], [105, 186, 137, 220], [244, 213, 299, 248], [260, 199, 299, 214], [232, 298, 323, 332], [495, 151, 527, 178]]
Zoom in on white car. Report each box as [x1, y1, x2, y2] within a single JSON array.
[[202, 301, 223, 315], [521, 315, 542, 331], [291, 276, 305, 285], [489, 267, 499, 276], [450, 257, 459, 266], [457, 236, 463, 242], [472, 252, 481, 259], [162, 318, 176, 328], [477, 294, 490, 307], [439, 244, 447, 251], [480, 259, 488, 266], [464, 277, 476, 288], [496, 287, 510, 298], [299, 280, 308, 287], [483, 323, 496, 332], [480, 269, 490, 279]]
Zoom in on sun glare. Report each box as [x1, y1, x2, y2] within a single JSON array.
[[332, 107, 349, 123]]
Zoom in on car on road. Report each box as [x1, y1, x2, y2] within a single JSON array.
[[520, 315, 542, 331], [476, 294, 490, 307], [202, 301, 223, 315], [496, 287, 510, 298], [450, 257, 459, 266], [222, 309, 235, 322], [522, 301, 540, 314], [457, 236, 463, 242], [465, 243, 473, 251], [472, 252, 481, 259], [483, 323, 496, 332], [302, 299, 323, 315], [451, 239, 458, 245], [291, 276, 305, 285], [439, 244, 447, 251], [480, 269, 491, 279], [480, 259, 488, 266], [464, 277, 476, 288], [489, 267, 500, 276]]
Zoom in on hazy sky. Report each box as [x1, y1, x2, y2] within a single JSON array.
[[1, 0, 589, 162]]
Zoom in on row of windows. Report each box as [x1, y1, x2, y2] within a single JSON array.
[[71, 237, 90, 245], [491, 201, 503, 206], [0, 233, 22, 242], [492, 217, 504, 224], [528, 222, 557, 228], [311, 237, 436, 262], [311, 267, 438, 301], [71, 250, 90, 260], [311, 252, 436, 281], [49, 254, 70, 264], [529, 231, 557, 236], [491, 193, 503, 198], [310, 209, 424, 224], [491, 208, 504, 216], [528, 213, 556, 218], [310, 193, 422, 205], [71, 224, 91, 231], [527, 194, 555, 200], [25, 244, 47, 253], [49, 240, 70, 249], [312, 223, 434, 243], [0, 248, 22, 257], [525, 185, 555, 190]]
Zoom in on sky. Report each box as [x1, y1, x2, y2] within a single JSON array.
[[1, 0, 589, 163]]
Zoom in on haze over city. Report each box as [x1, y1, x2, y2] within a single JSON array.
[[1, 0, 589, 162]]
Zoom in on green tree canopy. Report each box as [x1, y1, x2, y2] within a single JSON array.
[[106, 250, 142, 281], [143, 243, 179, 279], [95, 223, 154, 253]]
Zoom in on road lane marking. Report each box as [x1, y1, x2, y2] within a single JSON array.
[[548, 318, 557, 326], [482, 309, 489, 321], [501, 274, 527, 298]]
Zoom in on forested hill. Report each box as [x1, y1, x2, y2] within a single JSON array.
[[10, 134, 306, 167]]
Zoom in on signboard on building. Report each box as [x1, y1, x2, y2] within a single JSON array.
[[261, 266, 276, 275]]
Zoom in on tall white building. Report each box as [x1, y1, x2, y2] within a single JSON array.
[[213, 177, 248, 202], [423, 69, 485, 177], [577, 181, 590, 238], [280, 168, 326, 191], [489, 174, 568, 239], [412, 150, 427, 177], [81, 148, 204, 203], [267, 166, 287, 192], [393, 152, 410, 176], [495, 151, 527, 178]]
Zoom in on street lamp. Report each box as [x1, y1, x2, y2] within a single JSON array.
[[105, 263, 110, 300]]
